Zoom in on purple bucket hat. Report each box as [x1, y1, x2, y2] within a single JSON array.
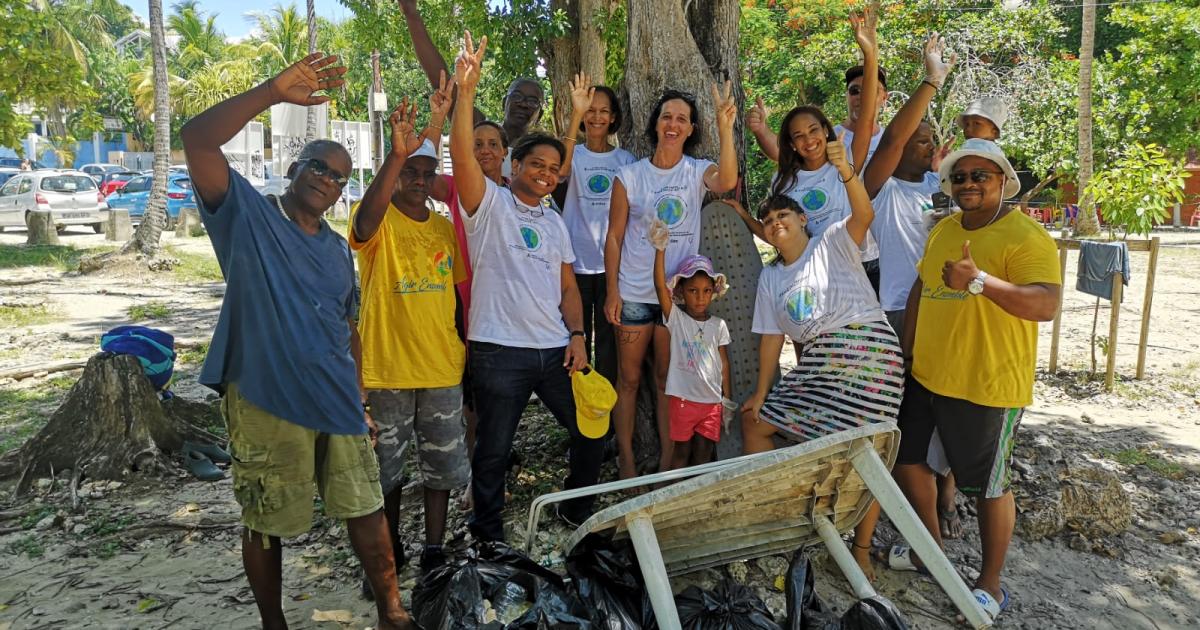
[[667, 254, 729, 301]]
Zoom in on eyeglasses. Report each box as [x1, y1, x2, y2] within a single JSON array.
[[301, 158, 349, 187], [506, 92, 543, 108], [509, 190, 545, 218], [949, 169, 1005, 185], [847, 86, 862, 96]]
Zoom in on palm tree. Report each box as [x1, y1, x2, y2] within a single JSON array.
[[1074, 0, 1100, 236], [246, 4, 308, 77], [123, 0, 172, 256], [304, 0, 319, 140], [168, 0, 225, 72]]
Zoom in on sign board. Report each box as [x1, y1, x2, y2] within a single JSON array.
[[270, 103, 328, 176], [329, 120, 372, 171], [221, 121, 266, 186]]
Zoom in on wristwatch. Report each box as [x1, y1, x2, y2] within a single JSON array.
[[570, 330, 585, 339], [968, 271, 989, 295]]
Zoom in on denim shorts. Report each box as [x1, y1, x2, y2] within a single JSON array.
[[620, 300, 664, 327]]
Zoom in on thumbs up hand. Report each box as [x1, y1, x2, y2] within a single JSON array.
[[941, 240, 980, 290]]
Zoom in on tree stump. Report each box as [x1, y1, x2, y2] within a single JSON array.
[[173, 206, 203, 238], [25, 210, 59, 245], [0, 353, 224, 496], [105, 209, 133, 241]]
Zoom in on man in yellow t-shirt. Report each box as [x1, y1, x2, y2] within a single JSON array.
[[350, 113, 466, 583], [891, 140, 1060, 623]]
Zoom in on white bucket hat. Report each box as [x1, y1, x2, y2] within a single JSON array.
[[956, 97, 1009, 136], [938, 138, 1021, 199]]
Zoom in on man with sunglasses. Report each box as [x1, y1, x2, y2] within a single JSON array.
[[182, 53, 415, 630], [890, 138, 1060, 624]]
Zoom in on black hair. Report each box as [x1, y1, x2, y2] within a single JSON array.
[[771, 105, 836, 198], [578, 85, 623, 136], [510, 132, 565, 163], [757, 195, 812, 265], [844, 64, 888, 90], [473, 121, 510, 149], [644, 89, 701, 154]]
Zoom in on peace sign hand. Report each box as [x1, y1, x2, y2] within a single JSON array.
[[746, 95, 769, 135], [711, 80, 736, 134], [569, 72, 595, 116], [388, 98, 423, 158], [454, 31, 488, 92], [267, 53, 347, 106], [429, 69, 453, 119]]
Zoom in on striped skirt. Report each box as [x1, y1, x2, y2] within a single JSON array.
[[760, 321, 905, 442]]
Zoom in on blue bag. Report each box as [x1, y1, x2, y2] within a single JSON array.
[[100, 325, 176, 392]]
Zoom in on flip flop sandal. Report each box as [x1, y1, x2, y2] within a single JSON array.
[[971, 587, 1010, 623], [183, 450, 224, 482], [183, 440, 231, 464], [872, 544, 930, 576]]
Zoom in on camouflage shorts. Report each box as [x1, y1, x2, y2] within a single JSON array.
[[367, 386, 469, 494]]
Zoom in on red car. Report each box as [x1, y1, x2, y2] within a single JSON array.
[[98, 171, 140, 196]]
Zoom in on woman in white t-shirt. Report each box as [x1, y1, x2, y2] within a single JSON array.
[[556, 74, 636, 387], [742, 137, 905, 576], [602, 85, 739, 480]]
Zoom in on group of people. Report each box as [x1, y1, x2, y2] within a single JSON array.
[[180, 3, 1062, 628]]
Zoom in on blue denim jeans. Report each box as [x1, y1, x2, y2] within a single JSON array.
[[468, 342, 605, 541]]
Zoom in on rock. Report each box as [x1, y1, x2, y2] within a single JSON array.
[[1158, 530, 1188, 545], [105, 209, 133, 241], [727, 560, 748, 583], [72, 524, 87, 535], [1153, 568, 1178, 588], [1061, 459, 1133, 538], [1080, 413, 1094, 424], [35, 478, 53, 490], [753, 555, 788, 579], [36, 515, 56, 530], [1068, 533, 1091, 551]]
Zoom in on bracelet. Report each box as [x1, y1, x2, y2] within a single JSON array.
[[852, 542, 871, 550], [921, 79, 942, 91], [570, 330, 585, 338], [362, 400, 372, 413], [840, 172, 855, 183], [562, 136, 578, 143]]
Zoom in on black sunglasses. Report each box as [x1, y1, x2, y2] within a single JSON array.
[[847, 85, 862, 96], [302, 158, 350, 187], [949, 169, 1004, 185]]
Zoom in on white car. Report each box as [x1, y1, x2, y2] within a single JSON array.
[[0, 170, 108, 233], [79, 163, 127, 183]]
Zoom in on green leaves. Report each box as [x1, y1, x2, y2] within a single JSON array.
[[1084, 142, 1189, 237]]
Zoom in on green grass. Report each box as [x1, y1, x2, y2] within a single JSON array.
[[127, 301, 172, 321], [0, 244, 115, 271], [164, 247, 222, 282], [176, 342, 209, 365], [6, 534, 45, 558], [0, 376, 75, 455], [1102, 447, 1187, 479], [326, 218, 349, 236], [0, 304, 59, 327], [84, 508, 134, 537], [19, 505, 57, 530]]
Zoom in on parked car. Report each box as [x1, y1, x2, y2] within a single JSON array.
[[0, 170, 107, 233], [0, 167, 19, 188], [0, 157, 49, 170], [79, 163, 127, 182], [98, 170, 141, 196], [104, 173, 196, 227]]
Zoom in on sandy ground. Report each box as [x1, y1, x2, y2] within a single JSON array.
[[0, 226, 1198, 629]]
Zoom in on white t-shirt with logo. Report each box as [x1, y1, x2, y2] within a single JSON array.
[[872, 171, 941, 311], [616, 156, 714, 304], [772, 162, 879, 262], [563, 145, 637, 274], [665, 308, 730, 404], [752, 217, 885, 344], [833, 124, 882, 167], [459, 178, 575, 348]]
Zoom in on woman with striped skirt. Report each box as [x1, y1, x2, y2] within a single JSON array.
[[739, 107, 903, 579]]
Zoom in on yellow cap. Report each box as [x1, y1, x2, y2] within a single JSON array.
[[571, 366, 617, 439]]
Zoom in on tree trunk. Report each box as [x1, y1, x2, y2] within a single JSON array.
[[542, 0, 610, 136], [0, 354, 224, 496], [1073, 0, 1100, 236], [305, 0, 319, 141], [25, 211, 59, 245], [121, 0, 171, 256]]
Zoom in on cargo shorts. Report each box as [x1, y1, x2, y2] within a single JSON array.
[[367, 385, 470, 495], [222, 383, 384, 539]]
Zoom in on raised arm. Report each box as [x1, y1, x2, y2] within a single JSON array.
[[182, 53, 345, 210], [863, 33, 955, 198], [726, 198, 766, 241], [603, 179, 630, 325], [746, 96, 780, 162], [449, 32, 488, 216], [559, 72, 594, 179], [425, 71, 453, 203], [650, 221, 674, 319], [849, 5, 880, 174], [703, 80, 739, 193], [353, 99, 422, 242], [829, 133, 874, 246]]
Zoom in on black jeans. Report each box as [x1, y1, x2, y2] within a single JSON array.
[[575, 272, 617, 385], [468, 342, 605, 541]]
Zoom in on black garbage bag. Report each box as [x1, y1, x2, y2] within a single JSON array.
[[783, 548, 839, 630], [565, 532, 658, 630], [839, 596, 909, 630], [675, 579, 780, 630], [412, 541, 592, 630]]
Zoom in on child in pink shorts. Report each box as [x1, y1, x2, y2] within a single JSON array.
[[651, 220, 733, 470]]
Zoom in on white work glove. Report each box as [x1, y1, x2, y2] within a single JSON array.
[[721, 397, 739, 432]]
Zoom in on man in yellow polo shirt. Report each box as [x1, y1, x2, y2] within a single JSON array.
[[891, 139, 1060, 624], [350, 102, 466, 586]]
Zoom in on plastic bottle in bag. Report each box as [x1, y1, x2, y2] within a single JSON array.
[[494, 581, 531, 624]]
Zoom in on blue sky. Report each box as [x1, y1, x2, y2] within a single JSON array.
[[130, 0, 355, 40]]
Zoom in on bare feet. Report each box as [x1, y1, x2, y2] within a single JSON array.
[[376, 611, 417, 630], [940, 504, 964, 539], [851, 545, 876, 582]]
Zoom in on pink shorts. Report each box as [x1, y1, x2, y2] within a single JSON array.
[[668, 396, 722, 443]]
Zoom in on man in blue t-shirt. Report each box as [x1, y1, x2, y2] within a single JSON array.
[[181, 53, 415, 630]]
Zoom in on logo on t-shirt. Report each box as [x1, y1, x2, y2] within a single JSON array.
[[433, 251, 452, 277], [587, 174, 611, 194], [656, 196, 686, 226], [800, 188, 828, 212], [520, 226, 543, 251], [785, 286, 816, 323]]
